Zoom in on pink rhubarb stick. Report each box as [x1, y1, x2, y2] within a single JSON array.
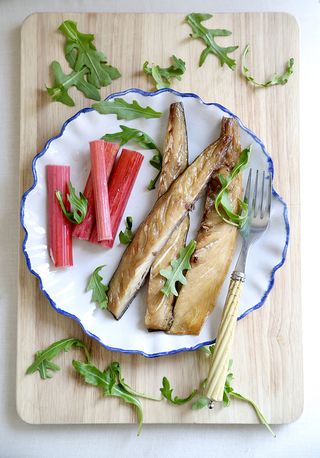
[[72, 142, 119, 240], [46, 165, 73, 267], [90, 148, 144, 248], [90, 140, 113, 241]]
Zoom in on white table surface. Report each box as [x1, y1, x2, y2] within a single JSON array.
[[1, 0, 319, 457]]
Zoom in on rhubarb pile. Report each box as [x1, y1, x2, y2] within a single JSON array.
[[47, 140, 144, 267]]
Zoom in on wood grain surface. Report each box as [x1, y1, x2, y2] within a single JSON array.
[[17, 12, 302, 425]]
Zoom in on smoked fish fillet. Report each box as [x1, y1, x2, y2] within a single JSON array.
[[169, 118, 242, 335], [108, 118, 234, 319], [145, 102, 189, 330]]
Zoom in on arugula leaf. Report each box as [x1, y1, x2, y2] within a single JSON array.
[[160, 240, 196, 296], [72, 360, 158, 435], [47, 61, 101, 106], [160, 377, 197, 405], [193, 344, 275, 436], [198, 345, 215, 356], [56, 181, 88, 224], [143, 55, 186, 90], [222, 359, 275, 436], [58, 20, 121, 89], [149, 151, 162, 170], [102, 125, 159, 151], [26, 338, 90, 380], [92, 98, 162, 120], [86, 265, 108, 310], [186, 13, 238, 70], [147, 150, 162, 190], [191, 396, 211, 410], [147, 171, 161, 191], [242, 45, 294, 88], [214, 146, 251, 228], [108, 362, 161, 401], [101, 125, 162, 190], [229, 391, 275, 437], [119, 216, 133, 244]]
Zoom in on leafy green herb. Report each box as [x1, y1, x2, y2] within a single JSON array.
[[160, 240, 196, 296], [149, 151, 162, 169], [108, 362, 161, 402], [102, 125, 160, 151], [47, 61, 101, 106], [191, 396, 211, 410], [147, 171, 161, 191], [214, 146, 251, 228], [160, 377, 197, 405], [101, 125, 161, 190], [72, 360, 159, 435], [56, 181, 88, 224], [119, 217, 133, 244], [242, 45, 294, 88], [58, 20, 121, 88], [26, 338, 90, 380], [222, 359, 275, 436], [147, 150, 162, 190], [186, 13, 238, 70], [92, 98, 162, 120], [228, 392, 275, 436], [86, 265, 109, 310], [143, 55, 186, 90], [191, 344, 276, 436]]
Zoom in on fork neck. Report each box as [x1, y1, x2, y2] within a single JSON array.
[[233, 240, 249, 276]]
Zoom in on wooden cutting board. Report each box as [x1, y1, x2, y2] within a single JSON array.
[[17, 12, 302, 425]]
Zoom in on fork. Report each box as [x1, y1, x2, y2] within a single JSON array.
[[204, 169, 272, 404]]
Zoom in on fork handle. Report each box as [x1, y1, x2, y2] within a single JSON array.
[[204, 271, 245, 402]]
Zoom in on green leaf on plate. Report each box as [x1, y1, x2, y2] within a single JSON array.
[[92, 98, 162, 120], [214, 146, 251, 228], [119, 216, 134, 245], [56, 180, 88, 224], [86, 265, 109, 310], [160, 240, 196, 296], [102, 125, 160, 151]]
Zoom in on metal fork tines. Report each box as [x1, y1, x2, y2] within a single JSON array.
[[233, 169, 272, 278]]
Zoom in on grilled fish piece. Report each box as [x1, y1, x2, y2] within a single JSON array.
[[169, 118, 241, 335], [146, 102, 189, 331], [108, 118, 234, 320]]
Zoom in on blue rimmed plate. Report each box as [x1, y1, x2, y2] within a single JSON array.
[[20, 88, 289, 357]]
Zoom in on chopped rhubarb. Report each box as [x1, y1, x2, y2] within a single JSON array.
[[90, 140, 113, 241], [73, 142, 119, 240], [46, 165, 73, 267], [90, 148, 144, 248]]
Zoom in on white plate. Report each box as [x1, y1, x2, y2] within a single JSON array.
[[20, 88, 289, 357]]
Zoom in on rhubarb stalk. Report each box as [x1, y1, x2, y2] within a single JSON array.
[[90, 140, 113, 241], [90, 148, 144, 248], [46, 165, 73, 267], [73, 142, 119, 240]]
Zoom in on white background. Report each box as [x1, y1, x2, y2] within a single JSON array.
[[0, 0, 319, 457]]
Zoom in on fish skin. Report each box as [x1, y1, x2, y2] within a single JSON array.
[[157, 102, 189, 196], [169, 118, 242, 335], [146, 102, 189, 331], [108, 118, 234, 320]]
